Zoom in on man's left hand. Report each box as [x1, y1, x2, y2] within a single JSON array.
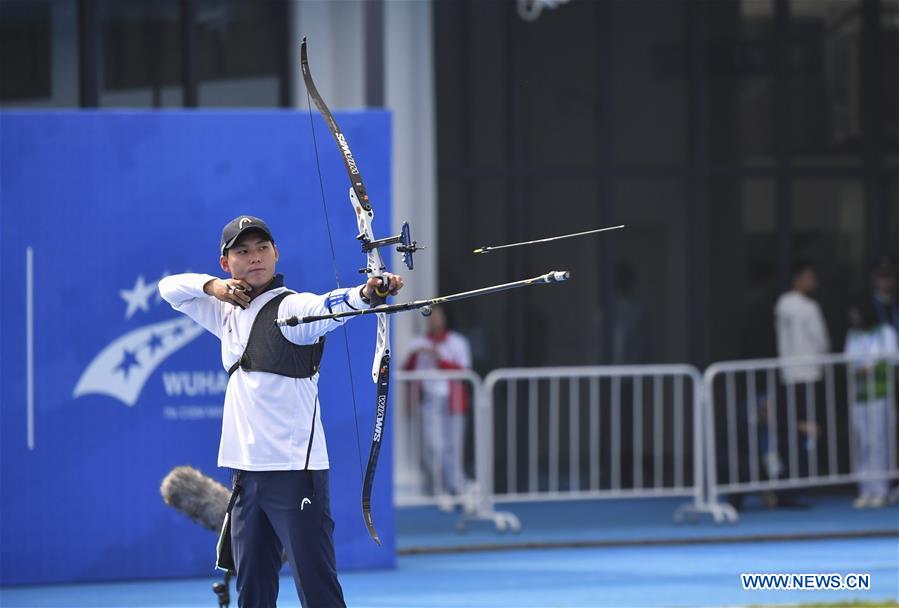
[[363, 273, 404, 301]]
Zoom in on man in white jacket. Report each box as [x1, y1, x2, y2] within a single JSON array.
[[772, 261, 831, 497], [775, 261, 830, 384], [402, 306, 473, 507], [159, 215, 403, 608]]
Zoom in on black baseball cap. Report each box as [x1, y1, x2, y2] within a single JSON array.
[[220, 216, 275, 255]]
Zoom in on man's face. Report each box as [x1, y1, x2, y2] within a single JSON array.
[[874, 274, 896, 298], [796, 268, 817, 293], [220, 232, 278, 289]]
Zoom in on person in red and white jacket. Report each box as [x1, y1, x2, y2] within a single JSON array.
[[402, 306, 472, 503]]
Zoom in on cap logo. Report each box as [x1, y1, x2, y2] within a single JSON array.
[[239, 217, 253, 229]]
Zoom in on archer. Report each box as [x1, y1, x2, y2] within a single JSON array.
[[158, 215, 403, 608]]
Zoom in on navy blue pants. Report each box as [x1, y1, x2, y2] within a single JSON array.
[[231, 470, 345, 608]]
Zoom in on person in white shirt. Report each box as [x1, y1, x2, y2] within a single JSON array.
[[772, 261, 831, 502], [775, 261, 831, 384], [845, 299, 898, 508], [402, 306, 472, 507], [159, 215, 403, 608]]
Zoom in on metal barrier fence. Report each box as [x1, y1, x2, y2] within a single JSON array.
[[393, 369, 521, 531], [393, 369, 481, 507], [704, 353, 899, 520], [394, 356, 899, 532], [480, 366, 725, 524]]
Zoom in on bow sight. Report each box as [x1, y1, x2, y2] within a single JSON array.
[[357, 221, 421, 274]]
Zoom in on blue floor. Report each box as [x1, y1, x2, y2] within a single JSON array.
[[2, 537, 896, 607], [3, 496, 897, 607], [398, 495, 899, 551]]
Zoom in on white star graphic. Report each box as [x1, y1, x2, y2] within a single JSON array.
[[120, 275, 158, 319]]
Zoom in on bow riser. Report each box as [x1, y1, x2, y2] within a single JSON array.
[[349, 187, 391, 383]]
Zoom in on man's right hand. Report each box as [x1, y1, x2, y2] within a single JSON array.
[[204, 278, 253, 309]]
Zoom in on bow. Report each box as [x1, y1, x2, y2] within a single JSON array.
[[298, 38, 572, 545], [300, 38, 419, 545]]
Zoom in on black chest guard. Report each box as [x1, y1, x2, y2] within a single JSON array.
[[228, 291, 325, 378]]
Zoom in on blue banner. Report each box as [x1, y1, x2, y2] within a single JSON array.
[[0, 111, 395, 585]]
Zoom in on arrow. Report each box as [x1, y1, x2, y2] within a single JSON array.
[[473, 225, 624, 254]]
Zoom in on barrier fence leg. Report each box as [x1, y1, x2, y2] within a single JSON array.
[[674, 371, 738, 524], [458, 382, 521, 533]]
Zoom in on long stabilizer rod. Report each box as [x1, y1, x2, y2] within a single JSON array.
[[473, 225, 624, 254], [276, 271, 570, 326]]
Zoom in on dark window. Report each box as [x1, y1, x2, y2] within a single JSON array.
[[100, 0, 282, 92], [434, 0, 896, 369], [100, 1, 182, 91], [882, 2, 899, 162], [789, 0, 862, 162], [0, 1, 52, 102]]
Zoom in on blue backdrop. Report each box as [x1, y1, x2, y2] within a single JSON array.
[[0, 111, 396, 585]]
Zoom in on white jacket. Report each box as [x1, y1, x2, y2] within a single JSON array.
[[159, 273, 367, 471], [775, 290, 831, 384], [403, 331, 472, 398]]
